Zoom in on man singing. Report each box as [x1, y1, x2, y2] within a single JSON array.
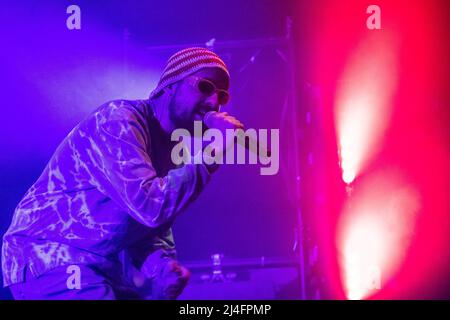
[[2, 47, 243, 299]]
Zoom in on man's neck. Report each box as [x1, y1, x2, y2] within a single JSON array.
[[149, 96, 176, 135]]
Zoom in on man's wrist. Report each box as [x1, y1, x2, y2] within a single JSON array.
[[140, 251, 173, 279]]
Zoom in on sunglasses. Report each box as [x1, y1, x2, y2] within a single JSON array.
[[189, 76, 230, 106]]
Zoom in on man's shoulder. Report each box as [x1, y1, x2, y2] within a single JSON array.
[[94, 99, 152, 124], [98, 99, 149, 115]]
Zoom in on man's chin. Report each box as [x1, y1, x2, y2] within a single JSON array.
[[176, 115, 204, 132]]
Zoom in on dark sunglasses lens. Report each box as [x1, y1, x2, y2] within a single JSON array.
[[197, 79, 229, 105], [198, 80, 215, 95], [218, 91, 230, 105]]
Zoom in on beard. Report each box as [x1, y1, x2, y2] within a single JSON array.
[[168, 97, 197, 134]]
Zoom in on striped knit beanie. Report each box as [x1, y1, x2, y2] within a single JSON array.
[[150, 47, 229, 98]]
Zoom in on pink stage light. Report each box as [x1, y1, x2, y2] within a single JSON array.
[[302, 0, 449, 298], [335, 33, 398, 185], [338, 171, 420, 299]]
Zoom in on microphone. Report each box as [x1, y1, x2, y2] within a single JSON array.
[[203, 111, 271, 157]]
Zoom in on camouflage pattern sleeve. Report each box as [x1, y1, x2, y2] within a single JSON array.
[[90, 102, 212, 229]]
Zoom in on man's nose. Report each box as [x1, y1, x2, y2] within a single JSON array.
[[204, 91, 221, 110]]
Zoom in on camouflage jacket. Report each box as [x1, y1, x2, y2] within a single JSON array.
[[2, 99, 212, 286]]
